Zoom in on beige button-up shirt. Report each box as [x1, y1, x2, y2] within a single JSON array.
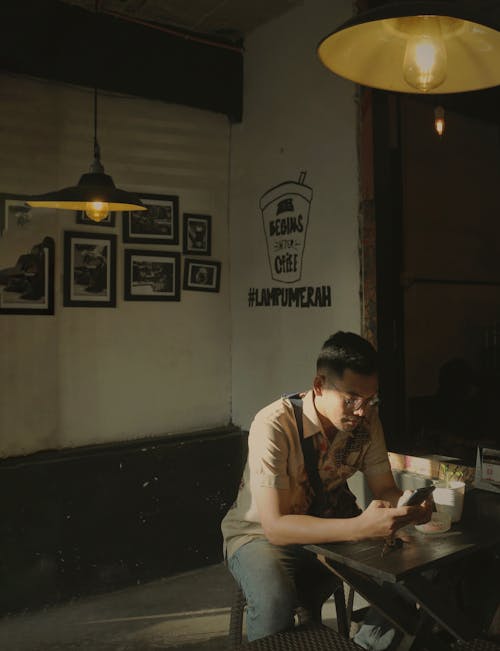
[[221, 390, 391, 558]]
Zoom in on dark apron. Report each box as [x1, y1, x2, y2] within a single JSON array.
[[287, 394, 362, 519]]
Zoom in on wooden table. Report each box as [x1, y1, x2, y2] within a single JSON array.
[[305, 489, 500, 650]]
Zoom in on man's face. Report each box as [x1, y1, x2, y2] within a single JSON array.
[[313, 369, 379, 432]]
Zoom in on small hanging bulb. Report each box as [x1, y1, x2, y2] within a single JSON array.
[[84, 136, 110, 222], [434, 105, 445, 137], [85, 201, 110, 222]]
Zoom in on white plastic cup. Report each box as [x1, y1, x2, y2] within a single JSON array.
[[433, 480, 465, 523]]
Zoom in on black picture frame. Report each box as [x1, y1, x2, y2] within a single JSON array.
[[76, 211, 116, 227], [124, 249, 181, 302], [0, 235, 55, 315], [182, 213, 211, 256], [183, 258, 221, 293], [123, 193, 179, 245], [0, 193, 32, 237], [63, 231, 117, 307]]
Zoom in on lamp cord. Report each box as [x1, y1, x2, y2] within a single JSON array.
[[90, 0, 104, 173], [94, 86, 99, 161]]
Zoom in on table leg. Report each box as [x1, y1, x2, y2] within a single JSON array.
[[317, 556, 462, 650], [319, 557, 418, 634], [346, 583, 355, 626], [333, 580, 349, 637], [399, 575, 477, 642]]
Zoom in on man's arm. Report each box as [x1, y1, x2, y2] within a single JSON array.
[[255, 483, 422, 546], [366, 470, 403, 506]]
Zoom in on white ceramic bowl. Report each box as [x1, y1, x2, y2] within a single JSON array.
[[414, 512, 452, 534]]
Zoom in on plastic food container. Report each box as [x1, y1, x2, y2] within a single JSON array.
[[414, 512, 452, 534]]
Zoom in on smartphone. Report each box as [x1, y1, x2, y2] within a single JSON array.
[[400, 485, 435, 506]]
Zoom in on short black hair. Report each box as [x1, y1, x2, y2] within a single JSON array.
[[316, 331, 378, 380]]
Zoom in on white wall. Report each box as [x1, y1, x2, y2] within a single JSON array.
[[0, 74, 231, 457], [0, 0, 363, 455], [230, 0, 361, 428]]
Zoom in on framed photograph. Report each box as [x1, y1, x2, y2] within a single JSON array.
[[0, 235, 55, 315], [183, 258, 221, 293], [182, 213, 211, 256], [76, 211, 116, 227], [123, 193, 179, 245], [0, 194, 32, 236], [63, 231, 116, 307], [124, 250, 180, 302]]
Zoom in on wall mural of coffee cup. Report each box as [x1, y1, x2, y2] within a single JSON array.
[[260, 171, 312, 284], [248, 172, 332, 309]]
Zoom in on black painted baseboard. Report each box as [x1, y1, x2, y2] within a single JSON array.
[[0, 427, 247, 615]]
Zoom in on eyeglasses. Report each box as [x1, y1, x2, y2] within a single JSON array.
[[330, 380, 380, 411]]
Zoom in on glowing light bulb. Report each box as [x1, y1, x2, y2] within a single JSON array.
[[402, 17, 447, 92], [85, 201, 110, 222], [434, 105, 445, 137]]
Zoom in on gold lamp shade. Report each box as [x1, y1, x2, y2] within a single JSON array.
[[318, 1, 500, 93]]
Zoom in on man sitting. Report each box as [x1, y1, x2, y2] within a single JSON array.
[[221, 331, 431, 648]]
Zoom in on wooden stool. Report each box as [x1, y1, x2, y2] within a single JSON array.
[[229, 582, 354, 649], [237, 622, 363, 650]]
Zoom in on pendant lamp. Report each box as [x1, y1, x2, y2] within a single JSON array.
[[27, 0, 146, 222], [318, 1, 500, 93], [27, 88, 146, 222]]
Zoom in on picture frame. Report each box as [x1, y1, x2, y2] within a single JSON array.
[[0, 194, 32, 236], [0, 235, 55, 315], [123, 193, 179, 245], [63, 231, 116, 307], [76, 210, 116, 227], [183, 258, 221, 293], [124, 249, 181, 302], [182, 213, 211, 256]]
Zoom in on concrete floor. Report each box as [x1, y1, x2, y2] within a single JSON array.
[[0, 563, 365, 650]]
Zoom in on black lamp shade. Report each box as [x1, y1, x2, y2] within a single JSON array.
[[27, 172, 146, 211]]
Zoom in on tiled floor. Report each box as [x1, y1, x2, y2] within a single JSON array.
[[0, 563, 362, 650]]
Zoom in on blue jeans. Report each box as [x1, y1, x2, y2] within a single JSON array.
[[227, 537, 340, 641]]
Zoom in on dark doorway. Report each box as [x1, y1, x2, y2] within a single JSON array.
[[372, 90, 500, 464]]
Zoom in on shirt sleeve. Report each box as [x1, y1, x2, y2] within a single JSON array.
[[360, 412, 391, 476], [248, 410, 290, 489]]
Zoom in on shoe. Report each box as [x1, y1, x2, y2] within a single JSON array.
[[353, 624, 396, 650]]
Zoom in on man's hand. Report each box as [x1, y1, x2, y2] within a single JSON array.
[[357, 499, 424, 539], [397, 490, 433, 525]]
